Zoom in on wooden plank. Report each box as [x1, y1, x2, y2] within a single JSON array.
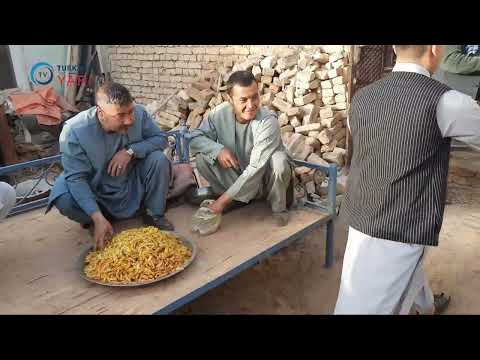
[[0, 203, 328, 314]]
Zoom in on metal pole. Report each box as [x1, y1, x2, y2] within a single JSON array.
[[328, 164, 337, 217], [325, 220, 334, 268], [0, 155, 62, 176]]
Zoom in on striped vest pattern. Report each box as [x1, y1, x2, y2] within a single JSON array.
[[342, 71, 451, 246]]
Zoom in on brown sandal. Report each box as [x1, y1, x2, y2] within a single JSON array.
[[433, 293, 451, 314]]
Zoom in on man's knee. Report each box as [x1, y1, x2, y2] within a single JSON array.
[[146, 150, 170, 169], [194, 153, 209, 172], [269, 151, 291, 181], [143, 151, 171, 180], [194, 153, 218, 179], [140, 150, 173, 192], [53, 193, 76, 216], [53, 192, 91, 225]]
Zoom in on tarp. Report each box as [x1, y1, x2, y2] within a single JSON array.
[[9, 85, 78, 126]]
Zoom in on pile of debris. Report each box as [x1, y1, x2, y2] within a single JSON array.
[[145, 70, 220, 130], [145, 45, 351, 202], [0, 86, 79, 164]]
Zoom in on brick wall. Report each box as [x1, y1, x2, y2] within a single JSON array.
[[108, 45, 312, 105]]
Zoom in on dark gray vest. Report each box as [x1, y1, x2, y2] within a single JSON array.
[[342, 71, 451, 246]]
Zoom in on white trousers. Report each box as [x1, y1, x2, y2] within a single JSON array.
[[334, 226, 434, 315], [0, 182, 16, 221]]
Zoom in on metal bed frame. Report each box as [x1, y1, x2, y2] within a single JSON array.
[[0, 129, 338, 314]]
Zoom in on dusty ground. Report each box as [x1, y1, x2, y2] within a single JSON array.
[[175, 150, 480, 314]]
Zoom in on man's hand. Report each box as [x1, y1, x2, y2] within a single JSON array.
[[108, 149, 133, 176], [91, 212, 114, 250], [207, 193, 232, 214], [217, 148, 240, 170]]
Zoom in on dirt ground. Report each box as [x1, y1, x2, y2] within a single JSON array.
[[175, 150, 480, 314]]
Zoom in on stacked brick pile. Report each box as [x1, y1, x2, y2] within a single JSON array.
[[112, 45, 351, 200]]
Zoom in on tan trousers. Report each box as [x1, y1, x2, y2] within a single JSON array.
[[195, 151, 292, 213]]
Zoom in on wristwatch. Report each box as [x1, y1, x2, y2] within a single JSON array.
[[126, 148, 135, 157]]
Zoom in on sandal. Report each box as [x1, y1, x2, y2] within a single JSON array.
[[433, 292, 451, 314]]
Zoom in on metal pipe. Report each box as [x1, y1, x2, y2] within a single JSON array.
[[325, 221, 334, 267], [0, 155, 62, 176], [7, 198, 49, 217], [327, 164, 337, 217], [292, 159, 331, 174]]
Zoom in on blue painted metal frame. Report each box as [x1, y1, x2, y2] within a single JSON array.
[[0, 155, 63, 216], [293, 159, 338, 269], [0, 127, 339, 314], [0, 129, 193, 217], [154, 209, 333, 314], [293, 159, 337, 217], [0, 155, 62, 177], [168, 129, 192, 163]]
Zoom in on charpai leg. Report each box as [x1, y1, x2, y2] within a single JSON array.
[[326, 220, 334, 268]]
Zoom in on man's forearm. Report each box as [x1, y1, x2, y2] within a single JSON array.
[[189, 135, 224, 165], [129, 135, 168, 158], [91, 210, 105, 223]]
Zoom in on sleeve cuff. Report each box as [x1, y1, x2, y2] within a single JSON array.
[[207, 144, 225, 165], [80, 201, 100, 217]]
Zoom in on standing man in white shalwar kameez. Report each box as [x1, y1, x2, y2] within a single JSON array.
[[335, 45, 480, 315]]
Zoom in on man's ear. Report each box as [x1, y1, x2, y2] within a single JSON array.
[[431, 45, 441, 57], [96, 105, 103, 119]]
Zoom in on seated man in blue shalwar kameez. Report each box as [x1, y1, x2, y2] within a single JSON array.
[[47, 82, 173, 249]]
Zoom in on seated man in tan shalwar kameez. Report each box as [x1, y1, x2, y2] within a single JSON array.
[[189, 71, 294, 226]]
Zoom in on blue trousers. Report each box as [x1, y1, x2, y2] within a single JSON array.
[[52, 151, 171, 225]]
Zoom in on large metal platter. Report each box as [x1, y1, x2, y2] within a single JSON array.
[[77, 231, 197, 287]]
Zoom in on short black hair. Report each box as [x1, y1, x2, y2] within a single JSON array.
[[226, 70, 257, 94], [394, 45, 430, 58], [96, 81, 134, 106]]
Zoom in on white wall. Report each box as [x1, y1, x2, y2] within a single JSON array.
[[9, 45, 68, 93]]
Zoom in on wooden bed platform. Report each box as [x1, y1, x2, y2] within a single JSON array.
[[0, 202, 332, 314]]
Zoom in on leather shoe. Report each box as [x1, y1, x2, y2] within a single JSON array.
[[143, 214, 175, 231]]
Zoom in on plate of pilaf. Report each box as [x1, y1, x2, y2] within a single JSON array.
[[78, 227, 197, 287]]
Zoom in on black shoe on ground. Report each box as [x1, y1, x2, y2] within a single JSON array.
[[433, 292, 451, 314], [81, 223, 95, 239], [142, 214, 175, 231]]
